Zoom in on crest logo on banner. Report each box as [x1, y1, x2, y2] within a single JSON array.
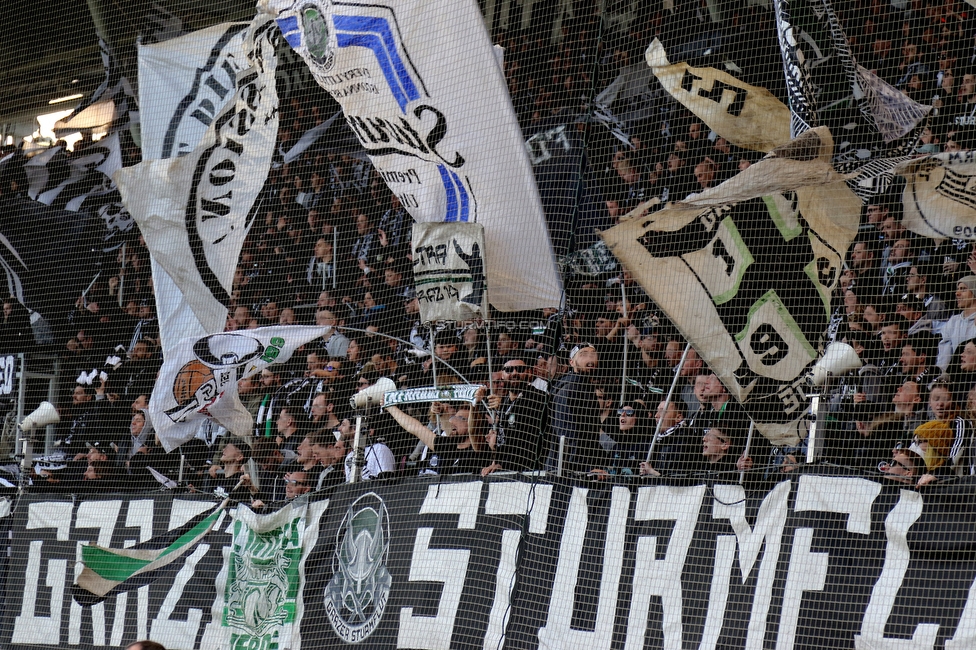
[[150, 325, 331, 451], [325, 492, 392, 644], [412, 222, 488, 323], [225, 503, 305, 649]]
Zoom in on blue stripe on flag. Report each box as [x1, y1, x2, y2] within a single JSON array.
[[438, 165, 458, 222], [450, 170, 469, 222], [276, 16, 302, 49], [333, 14, 421, 113]]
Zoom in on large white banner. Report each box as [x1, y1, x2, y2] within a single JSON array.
[[264, 0, 562, 312], [119, 15, 279, 353], [150, 325, 331, 451], [137, 21, 251, 354], [139, 21, 250, 161]]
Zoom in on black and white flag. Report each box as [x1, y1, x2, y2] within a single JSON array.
[[25, 132, 122, 210], [53, 36, 138, 137], [117, 14, 279, 347], [266, 0, 563, 312], [602, 129, 861, 446], [0, 197, 101, 324], [897, 151, 976, 241], [411, 222, 488, 323]]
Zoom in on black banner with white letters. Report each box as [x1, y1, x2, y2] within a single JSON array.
[[7, 474, 976, 648]]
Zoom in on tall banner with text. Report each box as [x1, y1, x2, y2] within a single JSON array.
[[119, 15, 279, 354], [264, 0, 562, 312]]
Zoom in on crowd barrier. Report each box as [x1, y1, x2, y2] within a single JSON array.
[[2, 472, 976, 649]]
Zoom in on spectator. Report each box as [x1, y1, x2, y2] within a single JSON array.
[[309, 429, 347, 490], [905, 263, 951, 326], [482, 353, 547, 474], [387, 394, 488, 475], [937, 275, 976, 369], [126, 641, 167, 650], [894, 294, 933, 335], [341, 421, 396, 481], [899, 332, 939, 386], [273, 407, 305, 455], [641, 398, 697, 476], [283, 469, 313, 499], [698, 426, 742, 476], [879, 448, 924, 484], [544, 343, 604, 474], [912, 420, 956, 484]]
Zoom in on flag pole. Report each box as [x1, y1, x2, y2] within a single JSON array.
[[646, 342, 691, 462], [740, 419, 755, 485], [620, 282, 628, 407], [332, 227, 338, 290], [427, 323, 443, 434]]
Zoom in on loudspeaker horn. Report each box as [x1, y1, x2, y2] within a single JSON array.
[[807, 343, 863, 387], [350, 377, 397, 409], [20, 401, 59, 431]]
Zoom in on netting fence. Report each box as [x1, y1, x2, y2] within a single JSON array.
[[1, 0, 976, 647]]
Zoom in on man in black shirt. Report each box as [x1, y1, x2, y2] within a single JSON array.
[[483, 353, 547, 474], [544, 343, 604, 474]]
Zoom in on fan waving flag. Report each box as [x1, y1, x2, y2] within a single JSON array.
[[73, 501, 226, 607], [602, 127, 861, 447]]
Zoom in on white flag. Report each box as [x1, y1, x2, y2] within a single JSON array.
[[117, 15, 279, 349], [138, 21, 250, 161], [137, 20, 253, 354], [264, 0, 562, 312], [151, 326, 331, 452], [412, 222, 487, 323], [897, 152, 976, 241]]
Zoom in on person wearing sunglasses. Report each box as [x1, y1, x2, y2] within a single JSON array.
[[603, 403, 652, 476], [283, 471, 312, 500], [481, 353, 547, 475], [878, 449, 922, 484]]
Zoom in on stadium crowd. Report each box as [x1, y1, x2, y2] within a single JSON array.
[[3, 0, 976, 499]]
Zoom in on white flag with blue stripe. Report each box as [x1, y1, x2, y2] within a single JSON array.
[[264, 0, 562, 312]]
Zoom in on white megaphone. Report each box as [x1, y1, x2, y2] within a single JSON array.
[[807, 343, 863, 387], [20, 401, 60, 432], [350, 377, 397, 409]]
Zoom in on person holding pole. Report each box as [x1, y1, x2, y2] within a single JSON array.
[[385, 388, 489, 475], [544, 343, 605, 475], [481, 352, 548, 475]]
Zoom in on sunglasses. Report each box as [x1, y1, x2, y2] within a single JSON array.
[[502, 365, 525, 373], [617, 408, 635, 416], [283, 479, 306, 486], [326, 364, 337, 372], [879, 460, 912, 473]]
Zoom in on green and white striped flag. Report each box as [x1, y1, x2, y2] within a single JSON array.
[[73, 501, 226, 606]]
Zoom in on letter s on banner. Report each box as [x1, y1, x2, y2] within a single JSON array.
[[398, 482, 481, 650]]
